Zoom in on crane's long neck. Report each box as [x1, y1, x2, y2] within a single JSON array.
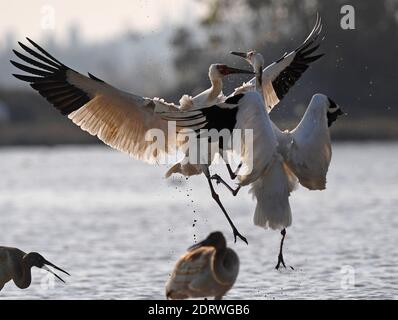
[[208, 77, 223, 102], [255, 65, 264, 101], [14, 258, 33, 289]]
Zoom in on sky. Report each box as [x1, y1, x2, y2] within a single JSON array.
[[0, 0, 205, 47]]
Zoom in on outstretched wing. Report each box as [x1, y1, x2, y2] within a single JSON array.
[[274, 96, 332, 190], [234, 14, 324, 113], [11, 38, 181, 163], [159, 94, 243, 135]]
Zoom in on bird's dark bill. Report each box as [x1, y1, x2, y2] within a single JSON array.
[[230, 51, 248, 58]]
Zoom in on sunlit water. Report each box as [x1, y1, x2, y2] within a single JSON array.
[[0, 143, 397, 299]]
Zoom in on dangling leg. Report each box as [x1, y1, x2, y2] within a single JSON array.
[[275, 229, 286, 269], [275, 228, 293, 270], [210, 174, 241, 196], [226, 162, 242, 180], [202, 166, 248, 244]]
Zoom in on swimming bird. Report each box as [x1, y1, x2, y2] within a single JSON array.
[[9, 38, 250, 244], [166, 231, 239, 300], [179, 63, 253, 110], [0, 246, 70, 291]]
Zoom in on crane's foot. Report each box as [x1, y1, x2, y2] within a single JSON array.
[[275, 252, 286, 270], [275, 228, 294, 270], [275, 253, 294, 270], [232, 227, 248, 245], [211, 174, 241, 196], [211, 174, 222, 185]]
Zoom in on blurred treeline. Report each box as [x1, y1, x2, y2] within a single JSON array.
[[0, 0, 397, 145]]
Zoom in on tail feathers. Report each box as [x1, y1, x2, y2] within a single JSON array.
[[283, 162, 299, 193], [165, 161, 202, 178], [250, 158, 293, 230]]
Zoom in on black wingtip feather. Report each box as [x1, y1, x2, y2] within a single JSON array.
[[25, 37, 64, 66], [12, 39, 93, 116], [225, 93, 244, 104], [88, 72, 105, 83]]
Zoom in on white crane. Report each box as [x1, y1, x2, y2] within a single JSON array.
[[230, 14, 323, 112], [167, 15, 324, 183], [163, 63, 344, 269], [166, 63, 253, 179], [166, 231, 239, 300], [179, 63, 253, 110], [10, 38, 251, 244], [165, 17, 325, 235], [0, 246, 69, 291]]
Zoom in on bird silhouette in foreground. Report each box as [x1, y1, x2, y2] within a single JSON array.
[[0, 246, 70, 291], [166, 232, 239, 300]]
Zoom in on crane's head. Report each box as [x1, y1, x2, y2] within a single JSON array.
[[326, 96, 345, 127], [230, 50, 264, 74], [26, 252, 70, 283], [312, 94, 346, 127], [188, 231, 227, 251], [209, 64, 254, 80]]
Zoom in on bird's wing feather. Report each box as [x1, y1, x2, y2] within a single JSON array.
[[11, 38, 181, 163], [247, 14, 324, 113], [278, 99, 332, 190], [159, 94, 243, 135]]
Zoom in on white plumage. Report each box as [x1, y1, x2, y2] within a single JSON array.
[[274, 94, 334, 190], [230, 14, 323, 113], [179, 64, 253, 110]]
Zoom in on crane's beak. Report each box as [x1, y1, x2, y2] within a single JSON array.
[[43, 259, 70, 283], [230, 51, 248, 59], [223, 66, 254, 75]]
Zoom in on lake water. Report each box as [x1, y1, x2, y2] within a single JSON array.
[[0, 143, 397, 299]]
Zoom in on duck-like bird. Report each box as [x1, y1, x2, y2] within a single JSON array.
[[166, 232, 239, 300], [0, 246, 70, 291]]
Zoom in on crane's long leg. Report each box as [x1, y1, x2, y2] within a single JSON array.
[[210, 174, 241, 196], [275, 229, 294, 270], [275, 229, 287, 269], [226, 163, 242, 180], [202, 166, 248, 244]]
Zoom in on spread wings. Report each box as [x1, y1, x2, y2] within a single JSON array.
[[11, 38, 182, 163], [233, 14, 323, 113]]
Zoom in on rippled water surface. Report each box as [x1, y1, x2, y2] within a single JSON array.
[[0, 143, 397, 299]]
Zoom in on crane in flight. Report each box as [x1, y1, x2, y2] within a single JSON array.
[[10, 38, 252, 244]]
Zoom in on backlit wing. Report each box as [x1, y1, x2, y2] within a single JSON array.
[[11, 38, 181, 163]]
